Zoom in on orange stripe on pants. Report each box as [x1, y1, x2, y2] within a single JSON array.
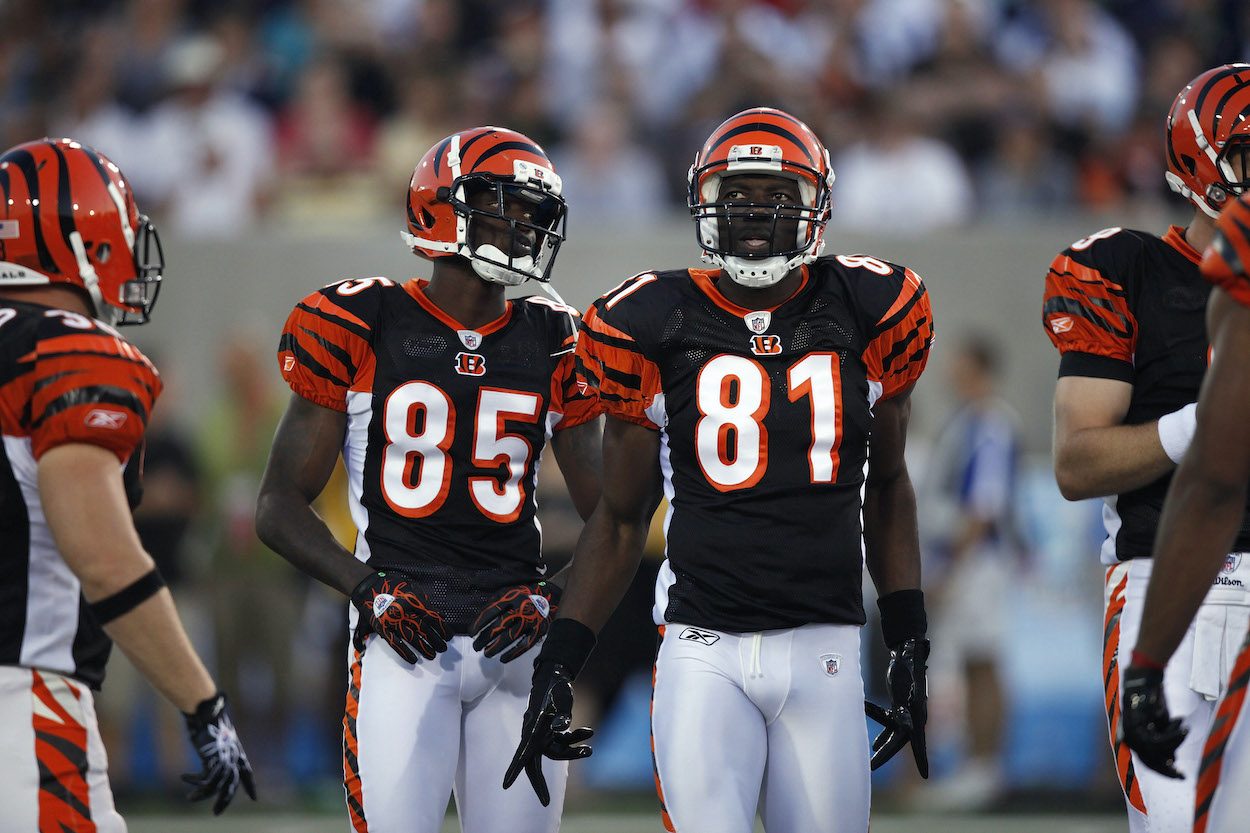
[[1103, 566, 1146, 813], [31, 670, 95, 833], [1194, 633, 1250, 833]]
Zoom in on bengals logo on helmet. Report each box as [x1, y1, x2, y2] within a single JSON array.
[[0, 138, 163, 324], [455, 352, 486, 376]]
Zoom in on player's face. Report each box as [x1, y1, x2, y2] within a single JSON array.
[[466, 185, 540, 259], [715, 174, 804, 258]]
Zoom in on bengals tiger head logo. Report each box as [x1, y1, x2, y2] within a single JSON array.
[[455, 352, 486, 376]]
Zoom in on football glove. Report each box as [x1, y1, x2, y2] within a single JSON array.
[[182, 693, 256, 815], [503, 660, 594, 806], [471, 581, 561, 663], [1120, 664, 1187, 778], [865, 637, 930, 778], [350, 570, 449, 662]]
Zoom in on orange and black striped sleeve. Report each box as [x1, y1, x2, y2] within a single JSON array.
[[864, 268, 933, 400], [576, 302, 663, 429], [278, 286, 376, 411], [1043, 247, 1137, 382], [549, 310, 602, 430], [16, 329, 161, 462], [1203, 195, 1250, 309]]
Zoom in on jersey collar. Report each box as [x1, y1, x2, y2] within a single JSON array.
[[404, 279, 514, 335], [1163, 225, 1203, 265], [689, 265, 811, 317]]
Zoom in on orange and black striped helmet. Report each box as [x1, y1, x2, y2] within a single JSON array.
[[402, 127, 566, 287], [688, 107, 834, 288], [0, 138, 162, 324], [1166, 64, 1250, 218]]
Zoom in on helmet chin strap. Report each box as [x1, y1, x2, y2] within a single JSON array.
[[714, 253, 799, 288], [469, 243, 534, 286], [69, 231, 115, 322]]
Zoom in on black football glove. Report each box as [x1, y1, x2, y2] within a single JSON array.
[[503, 660, 594, 806], [1120, 664, 1187, 778], [350, 570, 449, 662], [865, 636, 930, 778], [182, 693, 256, 815], [471, 582, 561, 663]]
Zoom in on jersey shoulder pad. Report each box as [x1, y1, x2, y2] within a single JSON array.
[[589, 269, 685, 339], [25, 312, 161, 460], [1203, 199, 1250, 308], [816, 253, 919, 326], [1043, 228, 1140, 361], [279, 277, 396, 410], [520, 295, 581, 357]]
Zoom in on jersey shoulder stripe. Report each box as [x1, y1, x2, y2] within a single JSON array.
[[279, 278, 392, 411], [0, 318, 161, 460], [578, 281, 665, 427], [519, 295, 582, 357], [862, 266, 933, 398], [1043, 229, 1140, 364]]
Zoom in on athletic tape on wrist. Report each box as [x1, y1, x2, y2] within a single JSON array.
[[536, 617, 596, 679], [877, 589, 927, 650], [87, 568, 166, 625], [1157, 402, 1197, 464]]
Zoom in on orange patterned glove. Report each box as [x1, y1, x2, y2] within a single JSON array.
[[350, 570, 449, 662], [470, 582, 561, 662]]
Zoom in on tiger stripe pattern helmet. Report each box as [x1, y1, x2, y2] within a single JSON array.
[[402, 127, 567, 287], [1166, 64, 1250, 219], [0, 138, 163, 324], [688, 107, 834, 288]]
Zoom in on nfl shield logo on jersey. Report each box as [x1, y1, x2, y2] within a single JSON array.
[[820, 653, 841, 676], [744, 311, 771, 334], [458, 330, 482, 350], [1225, 553, 1242, 573]]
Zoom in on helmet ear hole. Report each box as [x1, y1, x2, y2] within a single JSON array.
[[93, 242, 112, 264]]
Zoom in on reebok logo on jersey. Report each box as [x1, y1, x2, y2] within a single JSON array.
[[1049, 316, 1074, 334], [372, 593, 395, 618], [455, 352, 486, 376], [679, 627, 720, 646], [85, 409, 127, 429], [820, 653, 841, 676], [529, 594, 551, 618], [750, 335, 783, 356], [283, 355, 296, 372], [744, 311, 771, 334]]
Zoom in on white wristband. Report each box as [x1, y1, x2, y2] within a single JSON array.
[[1158, 402, 1198, 464]]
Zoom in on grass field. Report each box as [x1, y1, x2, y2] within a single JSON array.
[[125, 812, 1127, 833]]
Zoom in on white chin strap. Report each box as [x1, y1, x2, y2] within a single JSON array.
[[708, 253, 798, 288], [469, 244, 537, 286]]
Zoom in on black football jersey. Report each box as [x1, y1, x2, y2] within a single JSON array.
[[279, 277, 599, 629], [579, 257, 933, 632], [0, 302, 160, 688], [1043, 225, 1250, 561]]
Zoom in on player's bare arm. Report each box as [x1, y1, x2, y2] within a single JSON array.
[[554, 416, 662, 632], [863, 386, 922, 594], [256, 392, 371, 595], [549, 416, 604, 523], [1052, 376, 1179, 501], [1136, 287, 1250, 665], [40, 442, 217, 713]]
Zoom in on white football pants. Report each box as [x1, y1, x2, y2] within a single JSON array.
[[344, 632, 566, 833], [1105, 558, 1250, 833], [0, 665, 126, 833], [651, 622, 869, 833]]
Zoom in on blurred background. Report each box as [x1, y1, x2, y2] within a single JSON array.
[[7, 0, 1248, 826]]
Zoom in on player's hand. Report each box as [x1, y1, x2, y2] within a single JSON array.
[[503, 660, 594, 806], [865, 637, 929, 778], [350, 570, 449, 662], [1120, 664, 1187, 778], [471, 581, 561, 662], [181, 693, 256, 815]]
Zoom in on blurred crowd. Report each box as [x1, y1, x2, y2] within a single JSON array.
[[2, 0, 1248, 239]]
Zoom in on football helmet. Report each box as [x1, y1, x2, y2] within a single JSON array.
[[0, 138, 162, 325], [688, 107, 834, 288], [1166, 64, 1250, 219], [402, 127, 566, 287]]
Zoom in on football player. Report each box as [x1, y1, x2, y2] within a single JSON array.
[[1043, 64, 1250, 833], [505, 107, 933, 833], [0, 138, 254, 829], [1123, 191, 1250, 833], [254, 127, 602, 833]]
